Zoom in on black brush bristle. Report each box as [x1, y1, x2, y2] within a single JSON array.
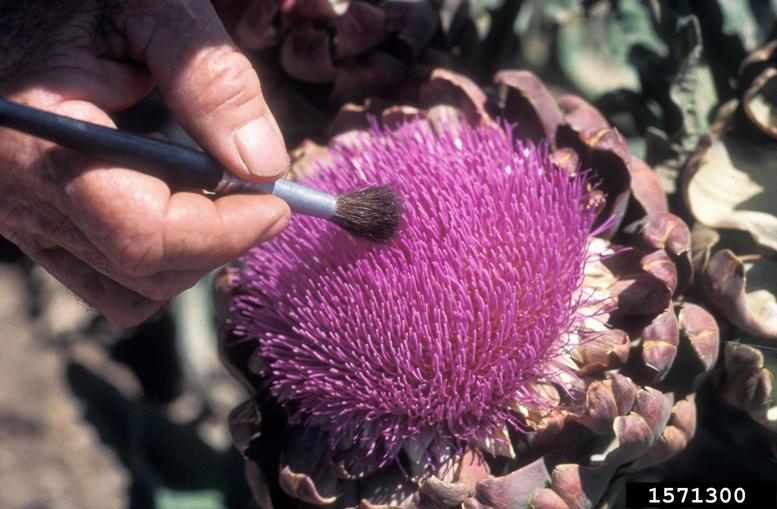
[[331, 185, 403, 242]]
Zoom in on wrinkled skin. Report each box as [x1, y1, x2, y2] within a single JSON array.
[[0, 0, 292, 326]]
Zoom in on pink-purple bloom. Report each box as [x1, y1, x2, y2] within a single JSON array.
[[231, 118, 599, 466]]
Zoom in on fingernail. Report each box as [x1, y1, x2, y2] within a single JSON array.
[[235, 117, 289, 178], [262, 211, 290, 241]]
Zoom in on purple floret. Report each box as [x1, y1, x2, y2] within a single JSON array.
[[231, 119, 599, 465]]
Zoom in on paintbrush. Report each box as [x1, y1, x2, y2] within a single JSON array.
[[0, 98, 402, 242]]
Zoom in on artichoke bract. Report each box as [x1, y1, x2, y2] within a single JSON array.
[[213, 0, 510, 146], [216, 70, 720, 509]]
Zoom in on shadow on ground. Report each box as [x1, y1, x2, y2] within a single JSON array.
[[66, 361, 256, 509]]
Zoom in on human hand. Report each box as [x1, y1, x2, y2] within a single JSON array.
[[0, 0, 291, 326]]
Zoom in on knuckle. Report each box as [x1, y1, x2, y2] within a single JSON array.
[[124, 13, 159, 61], [100, 290, 165, 328], [194, 48, 262, 117], [98, 280, 165, 328]]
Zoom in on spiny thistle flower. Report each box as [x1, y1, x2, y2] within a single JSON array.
[[231, 118, 601, 467], [219, 70, 720, 509]]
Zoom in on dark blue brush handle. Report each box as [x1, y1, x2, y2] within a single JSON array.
[[0, 98, 224, 190]]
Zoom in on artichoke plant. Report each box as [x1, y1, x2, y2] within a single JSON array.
[[212, 0, 518, 146], [215, 69, 720, 509], [682, 39, 777, 436]]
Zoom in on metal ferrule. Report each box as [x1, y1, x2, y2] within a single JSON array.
[[214, 172, 337, 219]]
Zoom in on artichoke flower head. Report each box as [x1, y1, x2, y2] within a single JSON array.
[[231, 118, 604, 471]]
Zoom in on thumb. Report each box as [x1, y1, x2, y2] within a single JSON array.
[[120, 0, 288, 181]]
